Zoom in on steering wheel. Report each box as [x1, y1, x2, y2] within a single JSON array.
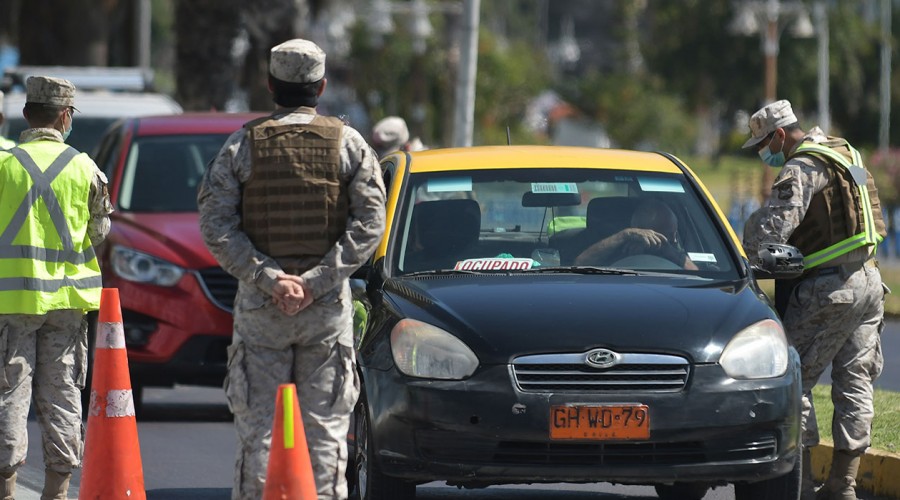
[[610, 253, 682, 270]]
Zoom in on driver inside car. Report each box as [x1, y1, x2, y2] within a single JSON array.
[[574, 199, 699, 270]]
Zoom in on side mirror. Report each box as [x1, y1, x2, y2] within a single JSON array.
[[752, 243, 804, 279]]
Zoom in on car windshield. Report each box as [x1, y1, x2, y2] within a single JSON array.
[[391, 168, 739, 278], [117, 134, 228, 212]]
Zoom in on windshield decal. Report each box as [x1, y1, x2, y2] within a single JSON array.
[[454, 257, 535, 271], [638, 177, 685, 193], [530, 182, 578, 194], [687, 252, 717, 263], [427, 177, 472, 193]]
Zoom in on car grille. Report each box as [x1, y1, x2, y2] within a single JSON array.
[[493, 433, 778, 465], [417, 430, 778, 466], [512, 352, 689, 392], [196, 267, 238, 312]]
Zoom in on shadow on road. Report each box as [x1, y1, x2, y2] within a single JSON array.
[[148, 488, 232, 499], [137, 402, 233, 423]]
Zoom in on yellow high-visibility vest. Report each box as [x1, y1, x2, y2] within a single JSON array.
[[793, 141, 883, 269], [0, 142, 102, 314], [0, 136, 15, 150]]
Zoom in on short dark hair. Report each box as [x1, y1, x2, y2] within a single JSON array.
[[268, 74, 322, 108], [23, 102, 67, 128]]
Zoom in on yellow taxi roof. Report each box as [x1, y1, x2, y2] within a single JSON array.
[[402, 145, 684, 174]]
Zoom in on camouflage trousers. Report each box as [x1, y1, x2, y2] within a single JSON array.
[[0, 310, 88, 475], [226, 292, 359, 500], [782, 261, 886, 453]]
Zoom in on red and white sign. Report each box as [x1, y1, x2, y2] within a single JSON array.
[[454, 258, 535, 271]]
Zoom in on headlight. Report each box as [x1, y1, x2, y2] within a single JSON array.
[[390, 319, 479, 380], [111, 246, 185, 286], [720, 319, 789, 379]]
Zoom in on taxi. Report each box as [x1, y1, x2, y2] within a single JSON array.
[[348, 146, 804, 500]]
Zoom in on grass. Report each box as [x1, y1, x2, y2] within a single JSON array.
[[813, 385, 900, 454]]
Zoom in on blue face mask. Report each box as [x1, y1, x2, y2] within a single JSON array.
[[758, 137, 785, 167], [62, 109, 73, 141]]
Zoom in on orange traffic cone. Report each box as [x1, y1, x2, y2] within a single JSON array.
[[79, 288, 146, 500], [263, 383, 318, 500]]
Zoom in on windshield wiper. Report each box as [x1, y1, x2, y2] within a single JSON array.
[[523, 266, 639, 276], [402, 269, 481, 277]]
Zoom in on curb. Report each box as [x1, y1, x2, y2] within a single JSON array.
[[812, 440, 900, 499]]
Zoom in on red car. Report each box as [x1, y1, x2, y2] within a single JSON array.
[[88, 112, 264, 409]]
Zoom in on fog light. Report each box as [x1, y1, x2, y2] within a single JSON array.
[[121, 309, 158, 348], [124, 326, 153, 347]]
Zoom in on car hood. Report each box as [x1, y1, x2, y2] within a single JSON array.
[[383, 274, 777, 364], [109, 212, 217, 269]]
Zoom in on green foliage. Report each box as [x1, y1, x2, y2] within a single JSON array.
[[867, 148, 900, 207], [339, 0, 899, 153], [559, 71, 695, 153], [474, 30, 551, 146]]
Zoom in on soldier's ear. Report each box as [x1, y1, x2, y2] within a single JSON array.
[[317, 78, 327, 97]]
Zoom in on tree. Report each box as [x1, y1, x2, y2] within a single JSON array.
[[174, 0, 242, 111], [16, 0, 112, 66]]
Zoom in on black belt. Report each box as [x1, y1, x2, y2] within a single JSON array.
[[811, 259, 876, 277]]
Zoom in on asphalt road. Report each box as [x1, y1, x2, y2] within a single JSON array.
[[13, 322, 900, 499]]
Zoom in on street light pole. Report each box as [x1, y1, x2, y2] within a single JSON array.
[[452, 0, 480, 147], [764, 6, 779, 103], [730, 0, 814, 203]]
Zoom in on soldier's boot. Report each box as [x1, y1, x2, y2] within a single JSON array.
[[816, 450, 860, 500], [0, 471, 15, 500], [41, 469, 71, 500], [801, 446, 818, 500]]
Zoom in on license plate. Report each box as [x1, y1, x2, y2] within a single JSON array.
[[550, 404, 650, 440]]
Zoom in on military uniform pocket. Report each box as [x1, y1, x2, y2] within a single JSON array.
[[0, 323, 9, 390], [224, 341, 250, 415], [330, 344, 360, 415], [73, 315, 89, 390], [821, 289, 854, 307]]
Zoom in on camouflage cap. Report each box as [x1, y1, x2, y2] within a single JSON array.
[[742, 99, 798, 149], [372, 116, 410, 151], [26, 76, 76, 107], [269, 39, 326, 84]]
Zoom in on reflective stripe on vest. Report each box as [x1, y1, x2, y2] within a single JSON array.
[[0, 146, 102, 309], [793, 142, 883, 268]]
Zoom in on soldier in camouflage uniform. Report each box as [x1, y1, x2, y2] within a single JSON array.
[[0, 91, 17, 150], [0, 77, 112, 500], [198, 38, 386, 500], [741, 100, 887, 500]]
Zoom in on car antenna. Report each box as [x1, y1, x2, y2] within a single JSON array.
[[506, 126, 512, 145]]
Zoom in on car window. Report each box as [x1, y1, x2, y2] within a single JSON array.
[[93, 123, 123, 178], [117, 134, 228, 212], [5, 116, 117, 157], [391, 168, 738, 278]]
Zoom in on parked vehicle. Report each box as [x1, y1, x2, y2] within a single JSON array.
[[1, 66, 182, 156], [348, 146, 804, 500], [88, 112, 263, 410]]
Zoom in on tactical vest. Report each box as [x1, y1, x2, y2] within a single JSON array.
[[243, 110, 348, 259], [786, 138, 886, 269], [0, 143, 103, 314]]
